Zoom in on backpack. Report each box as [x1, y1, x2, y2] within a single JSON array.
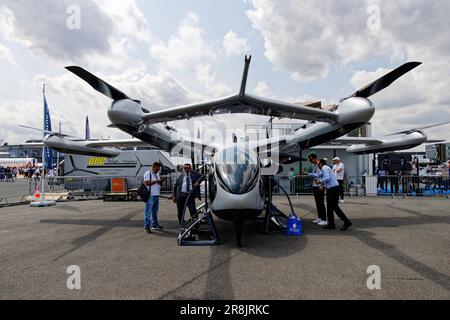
[[137, 183, 150, 203]]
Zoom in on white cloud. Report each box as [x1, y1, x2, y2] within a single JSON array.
[[0, 42, 17, 67], [0, 0, 153, 69], [245, 0, 450, 81], [196, 64, 233, 97], [246, 0, 381, 80], [93, 0, 153, 43], [253, 81, 273, 97], [0, 100, 43, 144], [247, 0, 450, 146], [223, 31, 250, 56], [149, 13, 232, 98], [149, 12, 216, 71], [0, 1, 113, 60]]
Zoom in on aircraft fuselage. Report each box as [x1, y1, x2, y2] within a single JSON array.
[[346, 131, 427, 155]]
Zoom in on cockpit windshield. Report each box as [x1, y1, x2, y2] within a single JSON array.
[[215, 147, 259, 194]]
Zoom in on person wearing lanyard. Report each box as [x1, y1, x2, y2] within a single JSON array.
[[143, 162, 165, 233], [307, 152, 327, 226], [309, 159, 352, 231], [172, 163, 203, 228]]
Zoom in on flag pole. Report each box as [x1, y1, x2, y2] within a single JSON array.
[[41, 84, 46, 201], [56, 122, 61, 176], [30, 83, 55, 207]]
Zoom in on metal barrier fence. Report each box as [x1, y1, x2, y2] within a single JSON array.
[[376, 175, 450, 197], [1, 174, 448, 206], [273, 175, 366, 196], [0, 178, 35, 205], [0, 175, 177, 206], [272, 175, 450, 197]]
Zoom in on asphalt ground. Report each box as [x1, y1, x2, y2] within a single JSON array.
[[0, 196, 449, 299]]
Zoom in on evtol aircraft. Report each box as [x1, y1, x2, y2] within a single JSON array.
[[22, 56, 446, 245]]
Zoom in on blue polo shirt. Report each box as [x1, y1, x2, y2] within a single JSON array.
[[308, 165, 339, 189]]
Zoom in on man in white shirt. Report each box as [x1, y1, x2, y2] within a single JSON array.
[[332, 157, 345, 202], [143, 162, 165, 233]]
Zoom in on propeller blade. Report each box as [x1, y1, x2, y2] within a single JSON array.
[[386, 121, 450, 136], [346, 62, 422, 100], [386, 130, 415, 136], [425, 139, 445, 144], [19, 125, 79, 139], [416, 121, 450, 131], [65, 66, 131, 101]]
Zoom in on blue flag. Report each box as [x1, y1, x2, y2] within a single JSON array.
[[43, 85, 53, 170]]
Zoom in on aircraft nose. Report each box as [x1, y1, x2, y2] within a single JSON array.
[[411, 131, 427, 143]]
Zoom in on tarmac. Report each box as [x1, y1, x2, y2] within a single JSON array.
[[0, 196, 449, 300]]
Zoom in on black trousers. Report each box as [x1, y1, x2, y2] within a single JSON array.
[[313, 187, 327, 221], [326, 186, 351, 227], [176, 193, 196, 226], [338, 180, 344, 200]]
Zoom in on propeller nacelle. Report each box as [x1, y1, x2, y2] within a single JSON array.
[[108, 99, 144, 127], [336, 97, 375, 127]]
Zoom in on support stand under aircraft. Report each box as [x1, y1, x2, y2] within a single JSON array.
[[177, 162, 297, 247]]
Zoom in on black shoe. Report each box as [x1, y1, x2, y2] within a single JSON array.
[[323, 225, 336, 230], [145, 228, 152, 233], [151, 225, 163, 230], [341, 222, 352, 231]]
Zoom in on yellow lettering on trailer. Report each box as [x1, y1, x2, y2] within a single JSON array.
[[88, 157, 107, 166]]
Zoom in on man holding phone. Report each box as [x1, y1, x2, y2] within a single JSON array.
[[143, 162, 165, 233]]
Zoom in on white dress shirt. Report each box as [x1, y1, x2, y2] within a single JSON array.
[[181, 173, 193, 193]]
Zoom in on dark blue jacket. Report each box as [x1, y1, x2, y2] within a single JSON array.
[[172, 171, 203, 199]]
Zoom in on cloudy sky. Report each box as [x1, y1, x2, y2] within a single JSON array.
[[0, 0, 449, 149]]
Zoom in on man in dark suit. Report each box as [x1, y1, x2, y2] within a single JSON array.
[[172, 163, 203, 228]]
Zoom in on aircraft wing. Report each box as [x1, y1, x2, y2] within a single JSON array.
[[19, 142, 44, 147], [250, 135, 384, 152], [141, 94, 339, 125], [84, 138, 153, 148], [84, 128, 222, 157], [332, 137, 384, 145]]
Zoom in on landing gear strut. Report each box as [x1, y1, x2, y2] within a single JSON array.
[[232, 214, 244, 247], [178, 163, 220, 246]]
